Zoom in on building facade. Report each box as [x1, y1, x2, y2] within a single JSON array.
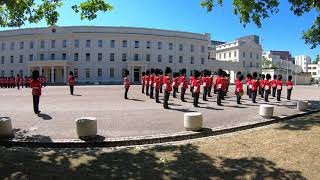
[[307, 62, 320, 82], [295, 55, 311, 73], [0, 26, 209, 84]]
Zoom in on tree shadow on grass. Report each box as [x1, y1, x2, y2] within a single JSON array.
[[0, 144, 306, 179], [277, 113, 320, 131]]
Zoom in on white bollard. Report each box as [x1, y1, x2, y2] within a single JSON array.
[[0, 117, 13, 138], [297, 101, 309, 111], [75, 117, 97, 138], [259, 105, 274, 119], [184, 112, 203, 131]]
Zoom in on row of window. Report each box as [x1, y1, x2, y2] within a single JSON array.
[[0, 54, 205, 65], [0, 40, 206, 53], [217, 51, 260, 60], [242, 61, 259, 68]]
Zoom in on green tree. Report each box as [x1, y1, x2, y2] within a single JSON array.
[[314, 54, 320, 64], [201, 0, 320, 49], [0, 0, 113, 27]]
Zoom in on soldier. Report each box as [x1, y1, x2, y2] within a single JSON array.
[[235, 74, 244, 104], [216, 69, 224, 106], [149, 68, 155, 99], [246, 73, 252, 97], [276, 74, 283, 101], [123, 69, 130, 99], [193, 70, 201, 107], [222, 71, 228, 99], [272, 74, 277, 97], [30, 70, 42, 114], [145, 70, 150, 96], [43, 76, 47, 87], [16, 74, 20, 90], [208, 72, 213, 97], [179, 69, 188, 102], [260, 74, 265, 98], [159, 69, 164, 93], [286, 75, 293, 100], [163, 67, 172, 109], [189, 72, 194, 96], [264, 74, 272, 102], [154, 69, 161, 103], [141, 72, 146, 94], [20, 76, 24, 89], [251, 72, 259, 103], [172, 72, 179, 98], [68, 71, 76, 95], [202, 70, 208, 101]]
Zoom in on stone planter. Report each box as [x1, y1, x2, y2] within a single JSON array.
[[0, 117, 13, 138], [297, 101, 309, 111], [259, 105, 274, 119], [184, 112, 203, 131], [76, 117, 97, 138]]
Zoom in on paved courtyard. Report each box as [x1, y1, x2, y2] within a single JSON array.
[[0, 85, 319, 141]]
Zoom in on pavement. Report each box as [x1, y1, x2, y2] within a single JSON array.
[[0, 85, 319, 142]]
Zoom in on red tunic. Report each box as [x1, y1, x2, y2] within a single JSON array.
[[180, 76, 188, 89], [235, 79, 243, 93], [173, 77, 179, 88], [201, 77, 209, 88], [286, 81, 293, 90], [141, 76, 145, 85], [68, 75, 75, 86], [149, 75, 154, 87], [193, 78, 201, 93], [264, 80, 271, 91], [145, 76, 150, 87], [259, 80, 265, 88], [30, 80, 42, 96], [251, 79, 259, 91], [154, 76, 161, 90], [124, 77, 130, 88], [272, 80, 277, 88], [163, 75, 172, 92], [276, 80, 283, 90], [215, 76, 223, 90], [190, 76, 194, 86]]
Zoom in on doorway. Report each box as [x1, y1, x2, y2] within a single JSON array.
[[134, 68, 140, 83]]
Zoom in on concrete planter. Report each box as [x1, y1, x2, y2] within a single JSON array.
[[259, 105, 274, 119], [0, 117, 13, 138], [297, 101, 309, 111], [184, 112, 203, 131], [76, 117, 97, 138]]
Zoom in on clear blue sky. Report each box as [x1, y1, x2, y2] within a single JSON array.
[[1, 0, 319, 60]]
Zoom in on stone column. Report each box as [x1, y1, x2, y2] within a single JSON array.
[[27, 66, 31, 76], [64, 66, 67, 83], [51, 66, 54, 83], [39, 66, 43, 76]]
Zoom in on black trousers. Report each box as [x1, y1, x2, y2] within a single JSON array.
[[17, 84, 20, 90], [217, 90, 223, 105], [124, 87, 129, 99], [190, 87, 194, 97], [208, 87, 212, 97], [70, 85, 74, 95], [150, 86, 154, 98], [203, 87, 208, 101], [163, 91, 170, 109], [260, 88, 265, 98], [155, 89, 160, 102], [264, 90, 270, 102], [287, 89, 292, 100], [247, 86, 249, 95], [272, 87, 276, 97], [258, 87, 261, 95], [173, 87, 178, 98], [193, 93, 200, 107], [181, 87, 186, 101], [277, 89, 282, 101], [252, 90, 257, 103], [33, 95, 40, 114], [142, 84, 145, 94], [160, 85, 163, 93], [213, 85, 217, 94], [236, 92, 241, 104], [146, 85, 149, 96], [248, 88, 252, 98]]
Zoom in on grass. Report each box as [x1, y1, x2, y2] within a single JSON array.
[[1, 113, 320, 180]]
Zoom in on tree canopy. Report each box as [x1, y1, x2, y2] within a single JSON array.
[[313, 54, 320, 64], [201, 0, 320, 49]]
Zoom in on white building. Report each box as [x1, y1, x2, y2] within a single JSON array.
[[0, 26, 209, 84], [295, 55, 311, 72], [263, 50, 295, 71], [308, 62, 320, 82]]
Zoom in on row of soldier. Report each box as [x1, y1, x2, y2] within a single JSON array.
[[123, 68, 294, 109], [0, 75, 47, 89]]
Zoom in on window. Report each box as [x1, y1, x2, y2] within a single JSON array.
[[243, 52, 246, 58], [169, 55, 173, 63], [243, 61, 245, 67], [201, 46, 205, 53], [10, 42, 14, 50], [85, 68, 90, 79], [312, 72, 316, 75], [157, 42, 162, 50], [110, 40, 115, 48], [201, 58, 204, 65], [146, 54, 151, 62], [135, 41, 139, 48], [98, 68, 102, 78], [224, 53, 226, 59], [10, 70, 14, 77], [51, 40, 56, 48], [62, 53, 67, 60], [190, 44, 194, 52], [19, 70, 23, 77], [134, 54, 139, 61], [10, 56, 14, 63], [1, 43, 5, 51], [179, 56, 183, 64], [250, 62, 253, 68], [1, 56, 4, 64], [86, 53, 91, 62], [179, 44, 183, 51], [250, 52, 252, 58], [98, 40, 103, 48], [110, 53, 115, 61], [75, 40, 79, 48], [74, 53, 79, 61], [30, 41, 34, 49], [98, 53, 102, 62], [219, 53, 221, 59], [229, 52, 231, 58], [256, 54, 259, 59], [51, 53, 55, 60], [122, 40, 127, 48], [158, 55, 162, 63], [40, 40, 44, 49], [86, 40, 91, 48], [1, 70, 4, 77], [147, 41, 151, 49], [29, 54, 33, 61], [256, 63, 259, 68], [63, 40, 67, 48], [190, 56, 194, 64], [169, 43, 173, 50], [234, 51, 237, 57], [122, 53, 127, 61], [19, 55, 23, 63], [110, 68, 114, 78], [20, 42, 24, 49], [74, 69, 78, 78], [40, 54, 44, 60]]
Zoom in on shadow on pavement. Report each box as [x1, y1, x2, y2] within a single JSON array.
[[277, 113, 320, 131], [37, 113, 53, 120], [9, 128, 53, 142], [0, 144, 306, 179]]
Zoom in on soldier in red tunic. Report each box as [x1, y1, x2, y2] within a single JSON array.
[[149, 68, 155, 99], [172, 72, 179, 98], [276, 74, 283, 101], [68, 71, 76, 95], [264, 74, 272, 102], [163, 67, 172, 109], [179, 69, 188, 102], [16, 74, 20, 90], [159, 70, 164, 93], [235, 74, 244, 104], [251, 72, 259, 103], [141, 72, 146, 94], [246, 73, 252, 97], [154, 69, 161, 103], [202, 70, 208, 101], [259, 74, 265, 98], [216, 69, 224, 106], [123, 69, 130, 99], [193, 70, 201, 107], [272, 74, 278, 97], [30, 70, 42, 114], [286, 75, 293, 100], [208, 72, 213, 97], [145, 70, 150, 96], [190, 73, 194, 96]]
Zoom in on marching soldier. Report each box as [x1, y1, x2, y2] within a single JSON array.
[[159, 69, 164, 93], [264, 74, 272, 102], [163, 67, 172, 109], [208, 72, 213, 97], [16, 74, 21, 90], [141, 72, 146, 94], [193, 70, 201, 107], [286, 75, 293, 100], [149, 68, 155, 99], [123, 69, 130, 99], [202, 70, 208, 101], [272, 74, 277, 97], [30, 70, 42, 114], [68, 71, 76, 95], [190, 72, 194, 96], [235, 74, 244, 104], [154, 69, 161, 103], [179, 69, 188, 102], [216, 69, 224, 106], [260, 74, 265, 98], [251, 72, 259, 103], [145, 70, 150, 96], [276, 74, 283, 101], [172, 72, 179, 98], [246, 73, 252, 97]]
